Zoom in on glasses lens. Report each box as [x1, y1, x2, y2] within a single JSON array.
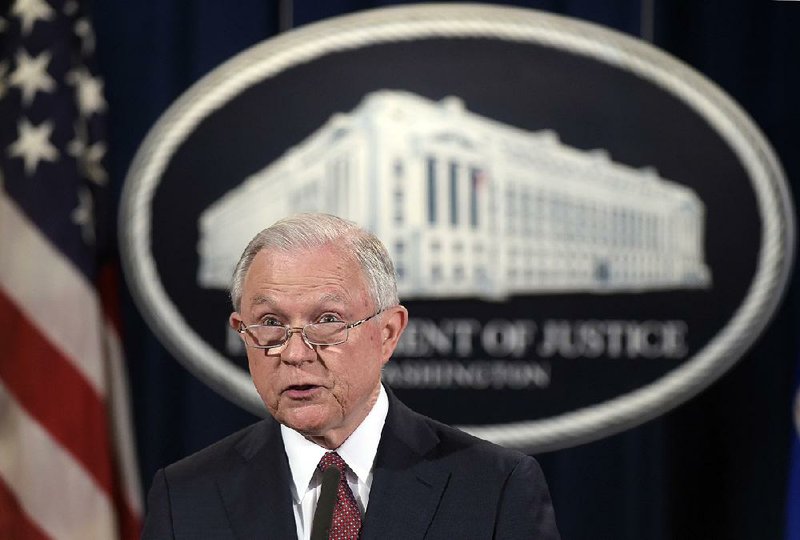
[[246, 326, 287, 348], [304, 322, 347, 345]]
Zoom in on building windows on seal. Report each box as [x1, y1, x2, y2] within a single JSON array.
[[197, 90, 712, 300]]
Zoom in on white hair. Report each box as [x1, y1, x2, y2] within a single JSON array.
[[230, 213, 399, 312]]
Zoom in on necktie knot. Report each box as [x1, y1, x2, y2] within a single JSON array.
[[318, 451, 348, 473]]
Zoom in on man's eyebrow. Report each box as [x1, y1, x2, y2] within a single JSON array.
[[249, 294, 275, 307], [317, 292, 347, 305]]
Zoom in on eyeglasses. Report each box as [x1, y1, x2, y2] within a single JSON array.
[[238, 311, 381, 350]]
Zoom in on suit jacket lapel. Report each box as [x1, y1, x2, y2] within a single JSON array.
[[361, 392, 450, 540], [216, 419, 297, 539]]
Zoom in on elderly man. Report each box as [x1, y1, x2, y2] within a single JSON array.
[[142, 213, 559, 539]]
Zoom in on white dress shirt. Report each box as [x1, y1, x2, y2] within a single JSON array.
[[281, 385, 389, 540]]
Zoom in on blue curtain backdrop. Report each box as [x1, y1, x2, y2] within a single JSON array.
[[90, 1, 800, 538]]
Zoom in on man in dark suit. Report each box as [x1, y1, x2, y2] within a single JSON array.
[[142, 213, 559, 539]]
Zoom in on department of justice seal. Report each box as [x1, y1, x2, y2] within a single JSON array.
[[120, 5, 794, 451]]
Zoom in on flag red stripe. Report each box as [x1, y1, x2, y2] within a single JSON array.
[[0, 477, 50, 540], [104, 329, 145, 540], [107, 451, 141, 540], [98, 262, 123, 335], [0, 290, 114, 497], [98, 264, 145, 537], [113, 492, 142, 540]]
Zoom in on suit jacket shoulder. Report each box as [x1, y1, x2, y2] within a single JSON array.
[[141, 418, 297, 540], [361, 392, 560, 540]]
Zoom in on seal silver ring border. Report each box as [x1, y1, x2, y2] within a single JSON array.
[[119, 3, 795, 452]]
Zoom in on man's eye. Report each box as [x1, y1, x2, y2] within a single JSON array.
[[260, 317, 283, 327], [318, 314, 343, 324]]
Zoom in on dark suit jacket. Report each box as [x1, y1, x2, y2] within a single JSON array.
[[141, 391, 560, 539]]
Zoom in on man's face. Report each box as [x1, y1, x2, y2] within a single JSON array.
[[230, 243, 407, 449]]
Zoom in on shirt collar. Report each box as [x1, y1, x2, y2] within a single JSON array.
[[336, 384, 388, 487], [281, 385, 389, 503]]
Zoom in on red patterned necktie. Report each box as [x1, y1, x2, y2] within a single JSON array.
[[318, 452, 362, 539]]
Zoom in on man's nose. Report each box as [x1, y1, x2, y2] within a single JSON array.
[[280, 328, 315, 364]]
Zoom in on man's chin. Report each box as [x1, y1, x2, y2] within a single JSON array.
[[278, 404, 335, 437]]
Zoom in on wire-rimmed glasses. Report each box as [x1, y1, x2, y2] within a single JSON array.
[[238, 311, 381, 349]]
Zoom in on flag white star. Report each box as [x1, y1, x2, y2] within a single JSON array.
[[11, 0, 55, 35], [82, 141, 107, 185], [8, 119, 59, 176], [67, 68, 106, 116], [74, 18, 96, 55], [68, 122, 108, 185], [67, 122, 86, 157], [10, 49, 56, 105], [71, 185, 95, 245]]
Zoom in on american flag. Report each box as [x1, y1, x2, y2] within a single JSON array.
[[0, 0, 142, 538]]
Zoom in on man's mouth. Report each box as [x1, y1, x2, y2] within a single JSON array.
[[283, 384, 322, 398]]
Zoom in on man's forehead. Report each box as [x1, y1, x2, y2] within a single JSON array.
[[257, 241, 353, 265], [249, 245, 362, 279], [242, 246, 371, 307]]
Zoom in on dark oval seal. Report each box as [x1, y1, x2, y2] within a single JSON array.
[[120, 4, 794, 451]]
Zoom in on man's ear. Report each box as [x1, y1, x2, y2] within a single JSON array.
[[229, 312, 243, 332], [379, 305, 408, 362]]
